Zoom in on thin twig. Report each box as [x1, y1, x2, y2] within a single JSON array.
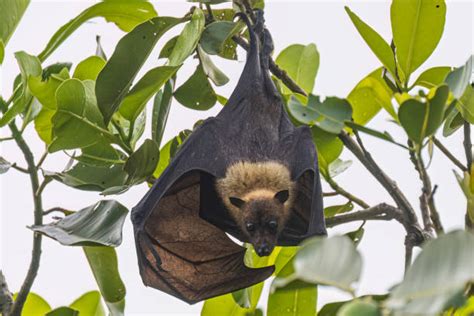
[[322, 191, 339, 197], [464, 121, 473, 229], [36, 150, 48, 169], [43, 207, 70, 216], [232, 36, 308, 96], [204, 3, 214, 22], [432, 137, 467, 172], [35, 178, 52, 197], [10, 163, 29, 174], [325, 203, 403, 227], [0, 136, 13, 142], [8, 122, 44, 316], [325, 177, 370, 209]]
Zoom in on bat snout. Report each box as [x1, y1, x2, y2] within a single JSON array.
[[255, 243, 273, 257]]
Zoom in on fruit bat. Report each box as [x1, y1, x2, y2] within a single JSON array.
[[131, 11, 326, 304]]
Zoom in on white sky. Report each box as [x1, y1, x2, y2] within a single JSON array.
[[1, 0, 473, 315]]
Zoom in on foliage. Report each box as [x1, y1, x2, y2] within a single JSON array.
[[0, 0, 473, 315]]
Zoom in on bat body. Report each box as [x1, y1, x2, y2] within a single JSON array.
[[131, 12, 326, 304]]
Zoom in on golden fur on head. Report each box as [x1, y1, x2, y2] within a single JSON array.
[[216, 161, 295, 216]]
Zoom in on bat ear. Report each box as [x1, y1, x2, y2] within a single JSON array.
[[229, 197, 246, 209], [274, 190, 289, 204]]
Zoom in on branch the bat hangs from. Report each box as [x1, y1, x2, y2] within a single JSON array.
[[131, 10, 326, 304]]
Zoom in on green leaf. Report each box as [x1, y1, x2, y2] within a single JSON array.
[[174, 64, 217, 110], [46, 307, 79, 316], [198, 46, 230, 86], [276, 44, 320, 95], [413, 66, 451, 89], [84, 246, 126, 315], [200, 21, 240, 60], [189, 0, 230, 3], [0, 40, 4, 64], [38, 1, 157, 61], [77, 140, 123, 167], [445, 55, 473, 99], [456, 85, 474, 124], [42, 62, 72, 80], [202, 294, 249, 316], [47, 162, 128, 192], [49, 79, 108, 153], [29, 67, 70, 110], [319, 295, 388, 316], [387, 230, 474, 315], [272, 236, 362, 294], [325, 202, 354, 218], [73, 56, 106, 81], [12, 292, 52, 316], [34, 108, 55, 144], [267, 283, 317, 316], [391, 0, 446, 78], [398, 85, 449, 144], [345, 121, 407, 149], [328, 159, 352, 178], [0, 157, 12, 174], [31, 200, 128, 247], [443, 106, 463, 137], [338, 301, 381, 316], [124, 139, 159, 184], [158, 35, 178, 59], [344, 7, 396, 77], [347, 68, 395, 125], [96, 17, 182, 124], [0, 0, 29, 46], [168, 8, 205, 66], [151, 79, 174, 146], [0, 51, 42, 127], [311, 126, 343, 176], [288, 95, 352, 134], [70, 291, 105, 316], [118, 66, 179, 122]]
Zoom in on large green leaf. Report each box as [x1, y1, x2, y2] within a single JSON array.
[[76, 140, 123, 167], [31, 200, 128, 247], [151, 79, 174, 146], [443, 106, 464, 137], [38, 1, 157, 61], [46, 162, 128, 192], [398, 85, 449, 144], [276, 44, 319, 95], [200, 20, 241, 60], [413, 66, 451, 89], [174, 64, 217, 110], [73, 56, 106, 81], [124, 139, 159, 184], [96, 16, 182, 124], [201, 294, 249, 316], [118, 66, 179, 122], [288, 95, 352, 134], [84, 247, 126, 316], [0, 0, 29, 46], [345, 7, 396, 76], [46, 307, 78, 316], [347, 68, 395, 125], [319, 296, 388, 316], [272, 236, 362, 294], [12, 292, 51, 316], [387, 230, 474, 315], [29, 67, 70, 110], [0, 51, 41, 127], [70, 291, 105, 316], [445, 55, 473, 99], [198, 46, 230, 86], [391, 0, 446, 78], [168, 8, 205, 66], [456, 85, 474, 124], [49, 79, 108, 152], [338, 301, 381, 316], [311, 126, 343, 176]]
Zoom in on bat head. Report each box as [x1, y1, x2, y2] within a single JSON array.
[[229, 190, 290, 257]]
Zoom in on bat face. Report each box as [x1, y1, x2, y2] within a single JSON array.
[[229, 190, 289, 256]]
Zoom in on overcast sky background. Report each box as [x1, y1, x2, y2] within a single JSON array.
[[1, 0, 473, 315]]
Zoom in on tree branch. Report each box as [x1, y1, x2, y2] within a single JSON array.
[[10, 163, 29, 174], [325, 177, 370, 209], [0, 271, 13, 315], [464, 121, 473, 229], [232, 36, 307, 96], [339, 131, 425, 272], [325, 203, 404, 227], [432, 137, 467, 172], [8, 122, 44, 316]]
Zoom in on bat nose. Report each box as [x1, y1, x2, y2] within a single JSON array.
[[256, 244, 272, 257]]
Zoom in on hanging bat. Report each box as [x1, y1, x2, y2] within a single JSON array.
[[131, 11, 326, 304]]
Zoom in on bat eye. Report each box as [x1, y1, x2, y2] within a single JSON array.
[[246, 222, 255, 232], [268, 220, 278, 231]]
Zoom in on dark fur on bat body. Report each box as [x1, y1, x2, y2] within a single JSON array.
[[131, 10, 326, 304]]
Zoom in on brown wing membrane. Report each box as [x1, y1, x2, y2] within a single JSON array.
[[136, 171, 274, 303]]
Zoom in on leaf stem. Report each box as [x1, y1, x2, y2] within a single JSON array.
[[36, 150, 48, 169], [325, 177, 370, 209], [8, 122, 44, 316], [432, 137, 467, 172], [463, 121, 473, 229], [10, 163, 29, 174], [43, 207, 70, 216]]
